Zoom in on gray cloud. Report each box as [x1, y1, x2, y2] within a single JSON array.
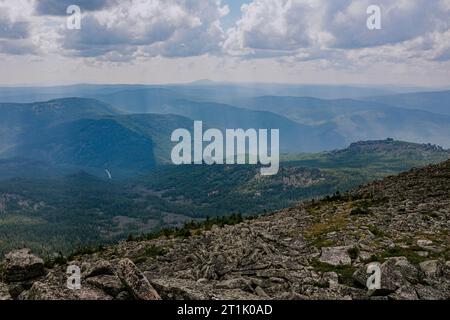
[[35, 0, 116, 16], [224, 0, 450, 58], [0, 5, 36, 55], [0, 39, 37, 55], [325, 0, 450, 49], [0, 9, 30, 39], [59, 0, 228, 60]]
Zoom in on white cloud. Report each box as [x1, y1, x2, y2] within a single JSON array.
[[223, 0, 450, 62], [0, 0, 449, 86], [58, 0, 229, 60]]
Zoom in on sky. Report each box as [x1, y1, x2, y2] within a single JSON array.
[[0, 0, 449, 87]]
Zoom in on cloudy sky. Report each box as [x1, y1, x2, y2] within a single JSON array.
[[0, 0, 449, 86]]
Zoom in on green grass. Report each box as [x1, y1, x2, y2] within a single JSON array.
[[368, 247, 433, 265], [311, 259, 358, 287]]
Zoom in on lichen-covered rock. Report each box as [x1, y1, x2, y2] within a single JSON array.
[[389, 284, 419, 300], [2, 249, 45, 282], [414, 284, 447, 300], [419, 260, 442, 278], [82, 260, 114, 278], [86, 275, 124, 297], [353, 258, 411, 296], [0, 282, 11, 300], [115, 259, 161, 300], [319, 246, 352, 266], [26, 281, 112, 300], [150, 278, 210, 300]]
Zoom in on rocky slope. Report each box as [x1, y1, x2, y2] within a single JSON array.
[[1, 159, 449, 300]]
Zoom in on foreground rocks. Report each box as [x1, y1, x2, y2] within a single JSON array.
[[319, 246, 352, 266], [115, 259, 160, 300], [2, 249, 45, 283], [1, 160, 449, 300]]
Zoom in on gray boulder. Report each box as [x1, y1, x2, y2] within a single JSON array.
[[115, 259, 161, 300], [414, 284, 447, 300], [86, 275, 125, 297], [419, 260, 442, 278], [82, 259, 114, 278], [319, 246, 352, 266], [2, 249, 45, 282], [353, 258, 409, 296], [0, 282, 11, 300]]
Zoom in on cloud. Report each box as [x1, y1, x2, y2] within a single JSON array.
[[59, 0, 229, 60], [325, 0, 450, 49], [0, 7, 30, 39], [35, 0, 116, 16], [223, 0, 327, 56], [224, 0, 450, 59], [0, 39, 37, 55], [0, 4, 37, 55]]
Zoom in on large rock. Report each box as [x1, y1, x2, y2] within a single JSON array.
[[392, 257, 419, 284], [86, 275, 125, 297], [26, 281, 112, 300], [0, 282, 12, 300], [319, 246, 352, 266], [82, 260, 114, 278], [419, 260, 442, 278], [150, 277, 209, 300], [353, 258, 409, 296], [115, 259, 161, 300], [2, 249, 45, 282], [215, 277, 253, 291], [414, 284, 447, 300], [389, 284, 419, 300]]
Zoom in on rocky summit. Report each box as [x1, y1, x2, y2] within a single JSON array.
[[1, 160, 449, 300]]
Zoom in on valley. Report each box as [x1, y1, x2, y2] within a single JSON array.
[[0, 83, 449, 264], [0, 139, 448, 257]]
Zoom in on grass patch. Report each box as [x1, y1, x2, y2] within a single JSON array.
[[305, 211, 349, 239], [368, 225, 385, 237], [311, 259, 357, 287], [368, 247, 431, 265]]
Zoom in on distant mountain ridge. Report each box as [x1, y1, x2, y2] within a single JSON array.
[[0, 98, 191, 177], [231, 95, 450, 148], [363, 90, 450, 115]]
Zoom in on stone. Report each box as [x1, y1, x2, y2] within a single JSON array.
[[353, 258, 408, 296], [322, 272, 339, 289], [319, 246, 352, 266], [150, 278, 209, 300], [254, 286, 270, 298], [419, 260, 441, 278], [2, 249, 45, 282], [7, 281, 33, 299], [417, 251, 429, 257], [389, 284, 419, 300], [417, 240, 433, 247], [115, 259, 161, 300], [414, 284, 446, 300], [115, 290, 133, 300], [26, 281, 112, 300], [0, 282, 12, 300], [215, 278, 253, 291], [391, 257, 419, 284], [82, 260, 114, 278], [86, 275, 124, 297]]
